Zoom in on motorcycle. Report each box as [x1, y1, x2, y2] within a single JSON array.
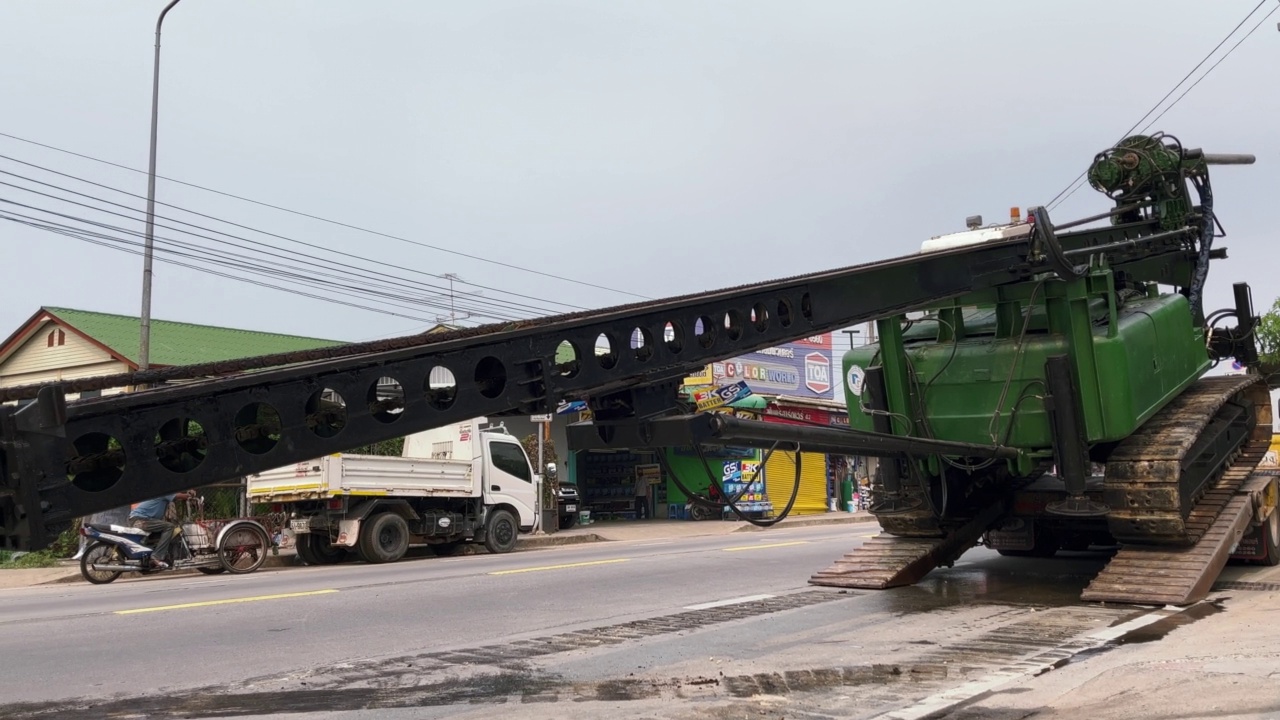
[[78, 502, 272, 584]]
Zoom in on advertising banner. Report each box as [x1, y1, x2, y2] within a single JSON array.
[[722, 457, 771, 513], [709, 333, 835, 399], [694, 381, 753, 411]]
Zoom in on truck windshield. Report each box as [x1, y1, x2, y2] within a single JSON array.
[[489, 442, 532, 482]]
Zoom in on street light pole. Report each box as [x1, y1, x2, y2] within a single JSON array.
[[139, 0, 183, 372]]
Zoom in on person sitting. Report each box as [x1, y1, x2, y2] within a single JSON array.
[[128, 491, 195, 569]]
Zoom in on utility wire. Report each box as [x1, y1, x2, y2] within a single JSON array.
[[0, 206, 479, 321], [0, 189, 528, 322], [0, 213, 441, 324], [0, 175, 557, 320], [0, 156, 581, 316], [1045, 0, 1270, 212], [0, 201, 526, 322], [0, 131, 652, 300], [1138, 3, 1280, 135]]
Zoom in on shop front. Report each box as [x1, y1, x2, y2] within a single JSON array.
[[760, 396, 852, 515], [567, 332, 847, 522]]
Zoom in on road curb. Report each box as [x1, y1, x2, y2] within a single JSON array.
[[733, 514, 879, 532], [518, 532, 609, 549]]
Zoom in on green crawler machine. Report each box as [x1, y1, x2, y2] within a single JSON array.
[[3, 132, 1276, 607], [812, 134, 1277, 603]]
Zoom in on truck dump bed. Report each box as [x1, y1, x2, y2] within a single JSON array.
[[248, 454, 477, 502]]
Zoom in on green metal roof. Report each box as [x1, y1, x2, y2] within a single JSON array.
[[43, 307, 345, 367]]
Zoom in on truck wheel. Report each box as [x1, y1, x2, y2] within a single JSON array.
[[484, 509, 518, 554], [80, 542, 123, 584], [358, 512, 410, 564], [307, 533, 350, 565], [558, 514, 577, 530], [295, 535, 320, 565]]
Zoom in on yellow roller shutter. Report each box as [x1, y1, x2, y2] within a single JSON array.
[[764, 450, 828, 516]]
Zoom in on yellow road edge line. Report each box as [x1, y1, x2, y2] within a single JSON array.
[[489, 558, 630, 576], [115, 589, 338, 615], [721, 538, 808, 548]]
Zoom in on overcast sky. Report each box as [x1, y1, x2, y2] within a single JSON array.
[[1, 1, 1276, 348]]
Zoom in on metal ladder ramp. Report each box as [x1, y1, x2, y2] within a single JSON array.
[[1081, 470, 1276, 605], [809, 506, 1000, 590]]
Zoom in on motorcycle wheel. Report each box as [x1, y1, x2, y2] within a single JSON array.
[[80, 541, 124, 584], [197, 566, 226, 575]]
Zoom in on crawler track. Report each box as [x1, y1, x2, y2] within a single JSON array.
[[1102, 375, 1272, 546]]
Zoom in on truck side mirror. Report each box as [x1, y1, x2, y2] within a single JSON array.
[[545, 462, 557, 478]]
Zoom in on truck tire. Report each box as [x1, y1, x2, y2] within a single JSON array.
[[303, 533, 349, 565], [558, 514, 577, 530], [358, 512, 410, 564], [484, 509, 518, 554], [295, 535, 320, 565]]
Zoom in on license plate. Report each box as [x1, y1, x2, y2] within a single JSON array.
[[290, 518, 312, 533], [565, 504, 577, 513]]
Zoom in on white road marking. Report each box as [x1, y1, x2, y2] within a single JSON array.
[[684, 593, 776, 610], [876, 605, 1191, 720]]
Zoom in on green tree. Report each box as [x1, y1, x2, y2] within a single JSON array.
[[521, 432, 559, 507], [1255, 296, 1280, 387]]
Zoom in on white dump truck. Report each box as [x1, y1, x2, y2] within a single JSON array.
[[247, 418, 541, 564]]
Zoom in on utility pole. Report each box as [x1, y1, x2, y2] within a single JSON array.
[[443, 273, 460, 323], [139, 0, 184, 371]]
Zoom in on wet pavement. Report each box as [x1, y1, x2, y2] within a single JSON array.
[[3, 536, 1278, 719]]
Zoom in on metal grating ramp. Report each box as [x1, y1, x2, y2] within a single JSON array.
[[809, 505, 999, 590], [1080, 470, 1273, 605]]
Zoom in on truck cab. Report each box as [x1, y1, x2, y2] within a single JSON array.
[[405, 419, 539, 528]]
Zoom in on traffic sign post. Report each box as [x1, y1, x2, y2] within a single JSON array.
[[529, 413, 554, 533]]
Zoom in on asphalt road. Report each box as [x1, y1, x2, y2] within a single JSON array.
[[0, 523, 883, 705], [3, 524, 1277, 720]]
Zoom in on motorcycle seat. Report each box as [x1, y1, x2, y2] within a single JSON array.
[[87, 523, 149, 536]]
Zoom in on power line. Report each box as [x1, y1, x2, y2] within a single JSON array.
[[0, 187, 528, 322], [0, 206, 477, 321], [1138, 3, 1280, 134], [1045, 0, 1271, 212], [0, 198, 528, 322], [0, 130, 652, 300], [0, 213, 442, 324], [0, 155, 582, 316], [0, 185, 550, 324]]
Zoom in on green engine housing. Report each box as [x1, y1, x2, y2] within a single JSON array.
[[841, 269, 1210, 465]]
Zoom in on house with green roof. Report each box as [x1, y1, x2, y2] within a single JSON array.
[[0, 307, 345, 399]]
